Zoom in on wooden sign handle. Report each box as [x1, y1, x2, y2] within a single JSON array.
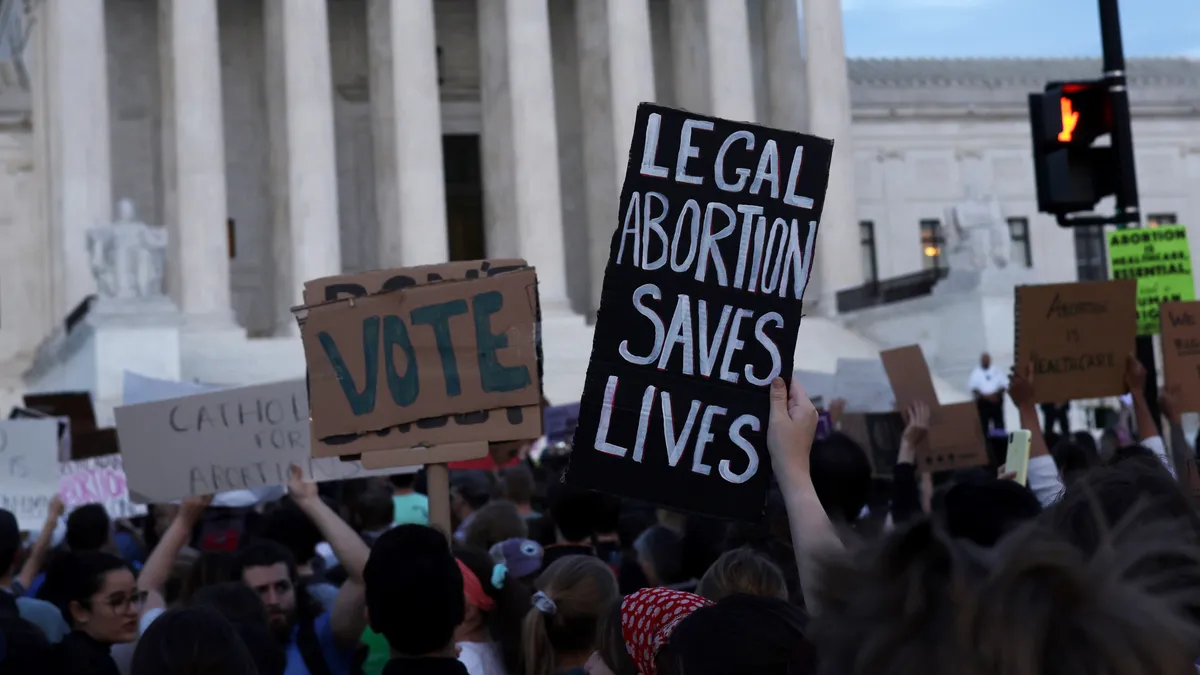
[[427, 463, 452, 539]]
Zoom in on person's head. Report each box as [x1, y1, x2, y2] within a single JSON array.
[[0, 613, 52, 674], [0, 509, 21, 578], [620, 588, 713, 675], [594, 495, 622, 537], [490, 538, 545, 582], [523, 556, 619, 675], [659, 595, 816, 675], [178, 551, 237, 604], [941, 477, 1042, 547], [365, 525, 463, 657], [66, 504, 112, 552], [258, 498, 324, 571], [809, 432, 872, 525], [980, 352, 991, 368], [586, 599, 637, 675], [452, 472, 494, 526], [57, 551, 140, 644], [390, 472, 417, 492], [697, 547, 788, 602], [130, 606, 258, 675], [501, 464, 537, 506], [351, 485, 395, 533], [547, 484, 599, 544], [465, 500, 529, 553], [1051, 436, 1101, 484], [233, 540, 302, 640], [455, 546, 531, 673], [190, 582, 288, 675], [634, 525, 684, 587]]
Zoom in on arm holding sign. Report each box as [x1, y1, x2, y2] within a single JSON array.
[[1125, 355, 1175, 478], [891, 403, 930, 525], [18, 495, 63, 593], [767, 377, 841, 615], [1008, 364, 1063, 507], [287, 465, 369, 649], [138, 495, 211, 616]]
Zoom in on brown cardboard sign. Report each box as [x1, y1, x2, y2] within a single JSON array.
[[880, 344, 940, 413], [303, 259, 528, 305], [301, 268, 541, 441], [1015, 280, 1137, 403], [23, 392, 96, 433], [1161, 301, 1200, 413], [358, 442, 490, 470], [840, 411, 906, 478], [917, 401, 989, 473]]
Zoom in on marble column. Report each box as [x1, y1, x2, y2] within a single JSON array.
[[478, 0, 570, 313], [159, 0, 234, 327], [763, 0, 808, 133], [43, 0, 112, 317], [703, 0, 756, 122], [576, 0, 656, 313], [668, 0, 708, 112], [367, 0, 449, 267], [264, 0, 342, 335], [803, 0, 863, 310]]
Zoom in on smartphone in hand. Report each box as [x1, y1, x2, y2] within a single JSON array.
[[1005, 430, 1032, 486]]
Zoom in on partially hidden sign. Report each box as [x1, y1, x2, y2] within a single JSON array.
[[296, 261, 543, 467], [917, 402, 989, 473], [568, 103, 833, 521], [0, 419, 62, 530], [1015, 279, 1136, 403], [1161, 301, 1200, 413], [1108, 225, 1194, 336]]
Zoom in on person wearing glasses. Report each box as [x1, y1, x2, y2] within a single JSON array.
[[43, 550, 146, 674]]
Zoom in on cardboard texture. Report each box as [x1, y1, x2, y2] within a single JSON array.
[[114, 380, 418, 504], [568, 103, 834, 521], [831, 358, 895, 413], [300, 267, 542, 443], [1015, 280, 1137, 403], [917, 402, 990, 472], [1161, 301, 1200, 412], [359, 442, 489, 470], [23, 391, 114, 461], [0, 418, 63, 530], [303, 259, 528, 304], [840, 412, 905, 478], [880, 345, 940, 413], [1108, 225, 1194, 336]]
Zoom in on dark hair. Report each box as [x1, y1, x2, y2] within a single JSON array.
[[634, 526, 684, 586], [365, 525, 464, 656], [465, 500, 529, 553], [523, 556, 618, 675], [1051, 436, 1101, 485], [258, 499, 324, 567], [352, 486, 395, 532], [596, 599, 637, 675], [453, 472, 494, 511], [390, 472, 417, 490], [0, 613, 52, 674], [594, 495, 623, 536], [661, 595, 816, 675], [190, 582, 287, 675], [697, 547, 788, 601], [546, 485, 598, 543], [455, 546, 531, 674], [233, 540, 298, 583], [941, 478, 1042, 547], [65, 504, 111, 552], [130, 605, 258, 675], [810, 433, 872, 524], [40, 551, 132, 628], [0, 509, 21, 571], [501, 465, 536, 505], [178, 551, 237, 605]]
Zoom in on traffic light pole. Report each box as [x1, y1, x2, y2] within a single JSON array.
[[1098, 0, 1160, 429]]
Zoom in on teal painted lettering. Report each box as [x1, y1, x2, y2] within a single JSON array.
[[411, 299, 469, 397], [472, 291, 531, 393], [318, 317, 379, 415], [383, 316, 419, 406]]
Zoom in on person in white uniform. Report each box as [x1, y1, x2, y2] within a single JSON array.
[[969, 352, 1007, 435]]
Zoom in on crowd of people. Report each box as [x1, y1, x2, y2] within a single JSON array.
[[2, 356, 1200, 675]]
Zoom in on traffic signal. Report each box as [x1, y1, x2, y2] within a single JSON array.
[[1028, 80, 1117, 218]]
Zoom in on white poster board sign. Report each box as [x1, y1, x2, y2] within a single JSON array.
[[60, 454, 148, 520], [832, 358, 896, 414], [115, 379, 417, 503], [0, 419, 64, 530], [793, 369, 836, 408]]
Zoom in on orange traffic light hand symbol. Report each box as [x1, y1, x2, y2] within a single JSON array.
[[1058, 97, 1079, 142]]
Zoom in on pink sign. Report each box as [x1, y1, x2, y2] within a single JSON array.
[[59, 454, 146, 518]]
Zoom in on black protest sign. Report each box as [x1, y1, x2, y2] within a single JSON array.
[[567, 103, 833, 521]]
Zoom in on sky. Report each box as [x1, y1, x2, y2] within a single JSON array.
[[840, 0, 1200, 58]]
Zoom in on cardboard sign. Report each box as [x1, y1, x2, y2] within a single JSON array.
[[1161, 301, 1200, 412], [544, 402, 581, 444], [832, 358, 895, 413], [880, 345, 940, 412], [60, 454, 148, 520], [0, 419, 62, 530], [114, 380, 418, 504], [567, 103, 833, 521], [23, 391, 113, 461], [299, 266, 541, 446], [1015, 280, 1137, 403], [840, 411, 904, 477], [1108, 225, 1194, 336], [917, 402, 990, 472], [794, 369, 836, 408]]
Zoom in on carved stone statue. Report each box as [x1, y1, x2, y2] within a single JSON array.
[[942, 186, 1011, 272], [86, 199, 168, 301]]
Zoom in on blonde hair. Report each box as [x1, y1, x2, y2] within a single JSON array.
[[521, 556, 618, 675], [697, 547, 788, 602]]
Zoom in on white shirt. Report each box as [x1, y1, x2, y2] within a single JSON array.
[[969, 365, 1007, 396], [458, 641, 508, 675]]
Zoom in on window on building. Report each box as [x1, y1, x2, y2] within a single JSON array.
[[227, 218, 236, 259], [1074, 225, 1108, 281], [860, 221, 879, 284], [1007, 217, 1033, 268], [920, 219, 944, 270], [1147, 213, 1177, 228]]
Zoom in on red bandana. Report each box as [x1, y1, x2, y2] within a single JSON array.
[[621, 588, 713, 675]]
